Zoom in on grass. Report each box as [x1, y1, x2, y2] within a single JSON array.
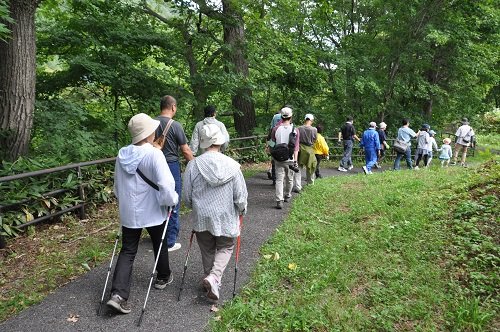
[[210, 159, 499, 331]]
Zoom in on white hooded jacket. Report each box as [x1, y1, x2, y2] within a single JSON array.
[[114, 143, 178, 229], [182, 151, 247, 237]]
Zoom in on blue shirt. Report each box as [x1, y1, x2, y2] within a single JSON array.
[[397, 126, 417, 146], [360, 128, 380, 150]]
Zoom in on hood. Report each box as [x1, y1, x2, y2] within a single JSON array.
[[117, 144, 151, 174], [202, 117, 218, 125], [195, 152, 241, 187]]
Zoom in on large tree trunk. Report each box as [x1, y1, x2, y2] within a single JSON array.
[[0, 0, 37, 162], [222, 0, 255, 137]]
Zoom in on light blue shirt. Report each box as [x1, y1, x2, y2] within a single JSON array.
[[397, 126, 417, 146]]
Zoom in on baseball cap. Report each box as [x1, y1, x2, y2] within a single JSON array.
[[305, 113, 314, 121]]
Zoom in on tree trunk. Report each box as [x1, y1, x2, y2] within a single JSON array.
[[0, 0, 37, 162], [222, 0, 255, 137]]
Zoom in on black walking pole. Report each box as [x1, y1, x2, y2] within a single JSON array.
[[177, 230, 195, 301], [137, 208, 172, 327], [232, 215, 243, 298], [97, 231, 120, 316]]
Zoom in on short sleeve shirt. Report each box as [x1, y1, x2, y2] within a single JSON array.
[[341, 122, 356, 140], [155, 116, 188, 162]]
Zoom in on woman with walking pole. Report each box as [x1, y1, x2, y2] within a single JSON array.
[[182, 124, 248, 302], [105, 113, 178, 314]]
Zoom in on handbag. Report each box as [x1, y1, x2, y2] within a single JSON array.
[[393, 139, 408, 153], [153, 119, 174, 149]]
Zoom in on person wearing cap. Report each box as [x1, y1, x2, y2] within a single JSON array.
[[107, 113, 179, 314], [155, 95, 194, 252], [338, 116, 360, 172], [375, 122, 389, 168], [359, 122, 381, 174], [189, 105, 230, 156], [294, 113, 318, 191], [414, 124, 431, 169], [270, 107, 300, 209], [425, 130, 439, 167], [451, 117, 475, 167], [393, 118, 418, 170], [183, 124, 248, 302]]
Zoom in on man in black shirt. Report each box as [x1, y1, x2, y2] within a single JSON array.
[[337, 116, 360, 172]]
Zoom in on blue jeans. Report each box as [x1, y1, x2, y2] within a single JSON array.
[[166, 161, 182, 247], [340, 140, 353, 168], [365, 148, 378, 171], [393, 147, 412, 170]]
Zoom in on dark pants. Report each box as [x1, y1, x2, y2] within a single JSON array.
[[166, 160, 181, 248], [415, 154, 429, 167], [111, 221, 170, 300], [315, 154, 322, 177]]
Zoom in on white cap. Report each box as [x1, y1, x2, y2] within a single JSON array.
[[128, 113, 160, 144], [305, 113, 314, 121], [200, 124, 226, 149], [379, 122, 387, 129], [369, 121, 377, 128], [280, 107, 293, 118]]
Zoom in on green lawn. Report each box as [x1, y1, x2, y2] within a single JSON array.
[[211, 160, 499, 331]]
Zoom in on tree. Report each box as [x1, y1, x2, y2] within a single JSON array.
[[0, 0, 39, 162]]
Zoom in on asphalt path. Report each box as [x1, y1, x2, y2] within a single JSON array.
[[0, 165, 365, 332]]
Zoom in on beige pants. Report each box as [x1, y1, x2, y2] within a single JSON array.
[[453, 143, 468, 164], [195, 231, 235, 284]]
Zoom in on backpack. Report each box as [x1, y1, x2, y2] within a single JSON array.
[[271, 125, 296, 162]]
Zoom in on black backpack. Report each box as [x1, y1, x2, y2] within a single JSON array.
[[271, 125, 296, 162]]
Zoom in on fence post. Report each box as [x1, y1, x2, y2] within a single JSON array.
[[77, 166, 85, 219]]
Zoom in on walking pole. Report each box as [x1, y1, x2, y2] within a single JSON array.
[[97, 231, 120, 316], [177, 230, 195, 301], [137, 208, 172, 327], [232, 215, 244, 298]]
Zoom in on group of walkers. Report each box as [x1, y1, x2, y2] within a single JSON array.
[[106, 95, 247, 314], [105, 96, 475, 314]]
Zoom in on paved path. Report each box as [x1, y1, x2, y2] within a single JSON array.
[[0, 165, 364, 332]]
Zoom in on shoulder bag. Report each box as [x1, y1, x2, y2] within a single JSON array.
[[153, 119, 174, 150]]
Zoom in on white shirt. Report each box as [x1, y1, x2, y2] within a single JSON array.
[[114, 143, 178, 229]]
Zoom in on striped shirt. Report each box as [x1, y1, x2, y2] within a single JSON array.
[[182, 151, 248, 238]]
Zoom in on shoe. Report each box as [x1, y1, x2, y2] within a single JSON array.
[[168, 243, 182, 252], [272, 180, 276, 186], [414, 166, 419, 170], [203, 275, 220, 301], [450, 162, 457, 166], [367, 171, 373, 174], [276, 201, 283, 209], [338, 167, 347, 172], [461, 163, 468, 168], [316, 174, 322, 178], [348, 165, 354, 170], [284, 196, 291, 202], [292, 188, 301, 194], [267, 169, 272, 179], [362, 166, 368, 174], [107, 294, 131, 314], [374, 163, 380, 169], [154, 273, 174, 289]]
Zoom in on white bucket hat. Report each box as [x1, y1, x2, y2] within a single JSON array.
[[379, 122, 387, 129], [200, 124, 226, 149], [128, 113, 160, 144]]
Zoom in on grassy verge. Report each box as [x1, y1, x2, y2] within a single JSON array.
[[211, 160, 499, 331]]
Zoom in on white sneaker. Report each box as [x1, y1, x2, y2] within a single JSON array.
[[168, 242, 182, 252], [362, 166, 368, 174], [338, 166, 347, 172], [348, 165, 354, 170], [203, 275, 220, 301], [414, 166, 420, 170]]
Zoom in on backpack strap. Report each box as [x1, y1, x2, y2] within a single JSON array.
[[136, 169, 159, 191]]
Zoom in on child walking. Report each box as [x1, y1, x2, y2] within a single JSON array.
[[414, 124, 430, 169], [313, 124, 329, 178], [439, 138, 453, 167], [425, 130, 439, 167]]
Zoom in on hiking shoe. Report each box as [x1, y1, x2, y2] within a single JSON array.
[[168, 242, 182, 252], [203, 275, 220, 301], [284, 196, 291, 202], [362, 166, 368, 175], [292, 188, 301, 194], [107, 294, 131, 314], [338, 166, 347, 172], [154, 273, 174, 290], [348, 165, 354, 170], [374, 163, 380, 169], [276, 201, 284, 209]]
